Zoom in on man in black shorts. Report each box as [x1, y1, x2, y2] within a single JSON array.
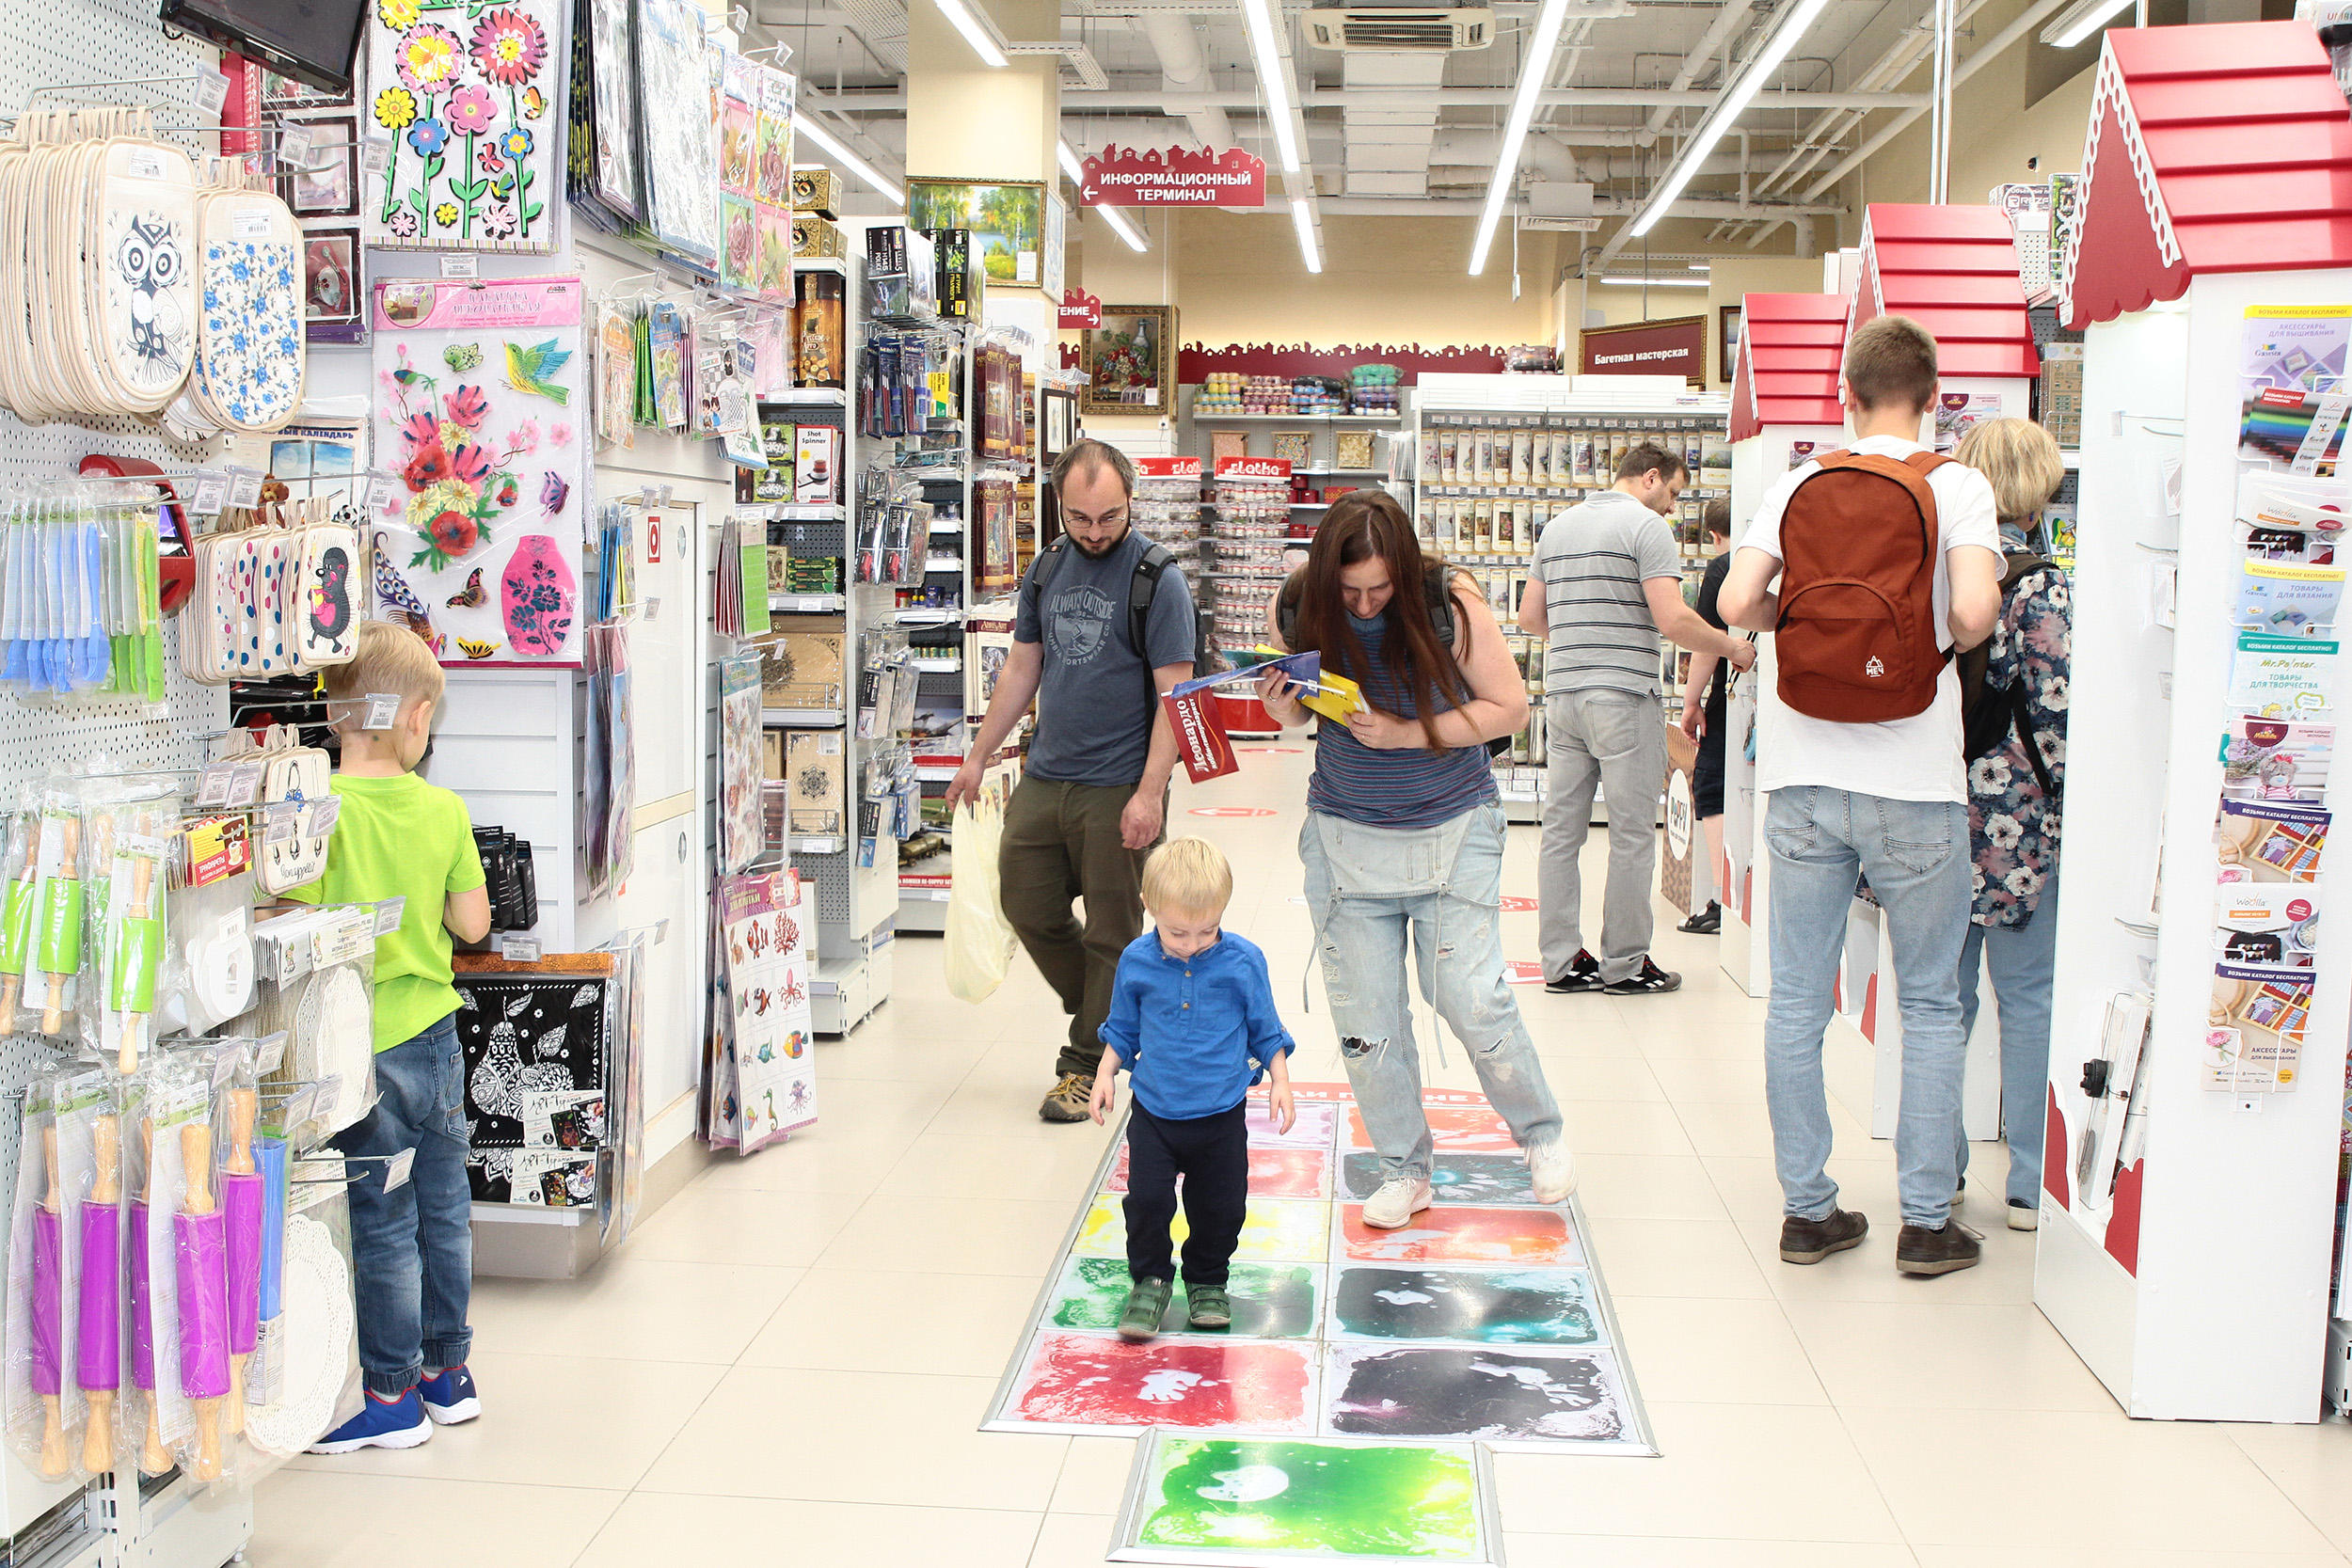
[[1676, 501, 1741, 935]]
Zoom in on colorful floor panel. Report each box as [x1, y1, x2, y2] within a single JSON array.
[[985, 1084, 1656, 1459]]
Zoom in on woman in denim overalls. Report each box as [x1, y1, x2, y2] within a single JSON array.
[[1257, 493, 1574, 1228]]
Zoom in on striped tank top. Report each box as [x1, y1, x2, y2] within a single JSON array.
[[1306, 608, 1500, 830]]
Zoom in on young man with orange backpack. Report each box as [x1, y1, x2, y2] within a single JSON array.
[[1718, 314, 2006, 1278]]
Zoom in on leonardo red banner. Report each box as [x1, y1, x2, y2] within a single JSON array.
[[1580, 314, 1708, 387], [1079, 145, 1266, 208]]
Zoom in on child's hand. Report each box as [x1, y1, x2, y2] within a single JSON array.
[[1089, 1071, 1117, 1124], [1268, 1078, 1295, 1133]]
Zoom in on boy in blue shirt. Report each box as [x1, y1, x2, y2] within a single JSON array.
[[1089, 838, 1295, 1339]]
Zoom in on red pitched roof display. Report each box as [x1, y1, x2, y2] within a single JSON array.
[[2061, 21, 2352, 329], [1730, 293, 1848, 443], [1851, 203, 2040, 379]]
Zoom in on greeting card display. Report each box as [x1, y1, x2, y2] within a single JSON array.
[[714, 871, 816, 1155], [369, 277, 587, 666], [363, 0, 564, 251]]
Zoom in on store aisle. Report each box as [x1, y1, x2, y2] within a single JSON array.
[[251, 750, 2352, 1567]]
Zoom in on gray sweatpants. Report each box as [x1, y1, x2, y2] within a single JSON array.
[[1537, 688, 1668, 986]]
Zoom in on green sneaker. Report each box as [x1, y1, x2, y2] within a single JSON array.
[[1118, 1277, 1172, 1340], [1185, 1287, 1232, 1329]]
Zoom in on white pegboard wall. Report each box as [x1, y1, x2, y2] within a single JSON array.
[[0, 0, 228, 150]]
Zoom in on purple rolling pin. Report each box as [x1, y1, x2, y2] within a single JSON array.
[[222, 1089, 260, 1438], [31, 1124, 66, 1478], [131, 1118, 166, 1475], [78, 1113, 120, 1474], [174, 1123, 227, 1481]]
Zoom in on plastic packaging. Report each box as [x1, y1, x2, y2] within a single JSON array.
[[128, 1112, 165, 1473], [176, 1115, 229, 1480], [77, 1103, 120, 1473], [0, 797, 39, 1031], [83, 777, 181, 1071], [943, 794, 1014, 1003], [222, 1079, 262, 1435], [28, 791, 83, 1037]]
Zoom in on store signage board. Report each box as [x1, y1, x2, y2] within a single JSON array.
[[1077, 144, 1266, 208], [1215, 456, 1292, 479], [1059, 287, 1102, 328], [1581, 315, 1708, 388], [1136, 456, 1201, 478]]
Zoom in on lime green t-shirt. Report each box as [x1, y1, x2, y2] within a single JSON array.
[[287, 771, 485, 1052]]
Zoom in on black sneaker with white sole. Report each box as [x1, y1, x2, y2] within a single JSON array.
[[1603, 957, 1682, 995], [1545, 950, 1606, 995]]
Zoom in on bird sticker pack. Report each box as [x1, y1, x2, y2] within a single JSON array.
[[369, 277, 586, 666], [708, 870, 817, 1157], [361, 0, 564, 253]]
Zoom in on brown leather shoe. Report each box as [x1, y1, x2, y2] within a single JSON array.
[[1896, 1220, 1984, 1275], [1039, 1072, 1095, 1123], [1779, 1208, 1868, 1264]]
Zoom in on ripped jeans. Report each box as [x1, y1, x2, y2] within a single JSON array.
[[1300, 803, 1565, 1183]]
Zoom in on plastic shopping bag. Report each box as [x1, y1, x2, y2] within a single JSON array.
[[944, 798, 1016, 1003]]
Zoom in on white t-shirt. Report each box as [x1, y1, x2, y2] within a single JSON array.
[[1736, 434, 2002, 804]]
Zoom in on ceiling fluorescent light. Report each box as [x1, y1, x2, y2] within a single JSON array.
[[932, 0, 1008, 67], [1292, 196, 1323, 275], [1057, 140, 1149, 251], [794, 116, 904, 206], [1240, 0, 1301, 173], [1627, 0, 1835, 240], [2040, 0, 2136, 49], [1595, 275, 1708, 287], [1468, 0, 1572, 277]]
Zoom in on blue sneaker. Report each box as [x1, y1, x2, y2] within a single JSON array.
[[418, 1365, 482, 1425], [306, 1388, 432, 1454]]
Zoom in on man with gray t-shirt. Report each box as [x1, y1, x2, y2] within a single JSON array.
[[1520, 443, 1754, 996], [947, 438, 1198, 1121]]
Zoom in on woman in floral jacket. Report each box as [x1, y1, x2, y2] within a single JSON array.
[[1950, 419, 2070, 1233]]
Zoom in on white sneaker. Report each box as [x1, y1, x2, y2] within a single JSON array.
[[1526, 1141, 1576, 1203], [2007, 1198, 2039, 1232], [1360, 1178, 1433, 1229]]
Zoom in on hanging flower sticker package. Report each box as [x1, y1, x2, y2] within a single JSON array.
[[370, 277, 588, 666], [634, 0, 721, 267], [718, 870, 817, 1155], [364, 0, 564, 252]]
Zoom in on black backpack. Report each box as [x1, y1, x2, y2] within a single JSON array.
[[1027, 532, 1190, 678], [1958, 550, 2059, 800]]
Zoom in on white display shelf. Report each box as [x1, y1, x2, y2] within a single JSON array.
[[771, 593, 846, 613], [770, 385, 850, 404], [762, 707, 845, 728], [789, 834, 845, 854], [1192, 411, 1402, 422], [911, 656, 961, 673], [796, 256, 849, 277]]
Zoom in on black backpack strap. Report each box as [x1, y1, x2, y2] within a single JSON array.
[[1130, 541, 1172, 659]]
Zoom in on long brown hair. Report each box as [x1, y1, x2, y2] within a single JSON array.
[[1287, 491, 1467, 751]]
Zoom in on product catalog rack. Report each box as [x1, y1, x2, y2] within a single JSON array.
[[1406, 374, 1732, 822]]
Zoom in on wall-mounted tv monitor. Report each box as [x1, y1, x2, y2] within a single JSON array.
[[158, 0, 366, 99]]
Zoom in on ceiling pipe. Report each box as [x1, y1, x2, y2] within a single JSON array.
[[1797, 0, 2071, 199], [1135, 14, 1236, 149], [1427, 129, 1758, 182], [1639, 0, 1755, 135], [1752, 0, 1994, 203], [814, 85, 1932, 111]]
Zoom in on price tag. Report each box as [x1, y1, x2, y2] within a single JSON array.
[[310, 796, 342, 835], [361, 139, 389, 176], [262, 803, 300, 845], [195, 762, 235, 809], [380, 1148, 416, 1194], [213, 1049, 239, 1088], [195, 70, 229, 115], [225, 467, 264, 509], [282, 1084, 317, 1131], [276, 123, 311, 164], [367, 471, 402, 511], [644, 596, 660, 622], [227, 761, 268, 809], [501, 933, 543, 962], [231, 210, 272, 242], [126, 148, 165, 181], [440, 253, 479, 279], [253, 1034, 287, 1076], [188, 473, 229, 516], [373, 896, 406, 937], [363, 692, 400, 730], [312, 1075, 342, 1122]]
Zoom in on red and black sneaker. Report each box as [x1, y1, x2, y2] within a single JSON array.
[[1545, 950, 1605, 995], [1604, 957, 1683, 996]]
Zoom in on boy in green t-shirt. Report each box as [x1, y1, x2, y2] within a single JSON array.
[[299, 623, 492, 1454]]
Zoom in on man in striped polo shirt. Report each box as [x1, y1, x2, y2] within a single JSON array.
[[1519, 444, 1755, 996]]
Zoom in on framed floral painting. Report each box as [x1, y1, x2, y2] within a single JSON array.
[[1081, 305, 1177, 417], [363, 0, 564, 253]]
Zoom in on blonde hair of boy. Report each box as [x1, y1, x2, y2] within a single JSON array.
[[1952, 417, 2065, 527], [326, 620, 447, 726], [1842, 314, 1940, 414], [1141, 837, 1234, 919]]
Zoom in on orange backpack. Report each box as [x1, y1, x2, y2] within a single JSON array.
[[1774, 450, 1952, 723]]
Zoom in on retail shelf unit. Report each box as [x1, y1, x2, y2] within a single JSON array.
[[895, 322, 976, 937], [1183, 394, 1411, 531], [2035, 20, 2352, 1423], [747, 245, 895, 1034], [1406, 373, 1731, 824]]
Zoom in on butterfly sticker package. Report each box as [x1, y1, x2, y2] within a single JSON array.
[[370, 278, 588, 666]]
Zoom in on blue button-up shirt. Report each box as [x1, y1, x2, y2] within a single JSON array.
[[1099, 929, 1295, 1121]]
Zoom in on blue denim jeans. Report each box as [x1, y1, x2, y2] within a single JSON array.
[[1763, 787, 1971, 1229], [1955, 867, 2059, 1208], [1300, 803, 1565, 1181], [332, 1015, 474, 1397]]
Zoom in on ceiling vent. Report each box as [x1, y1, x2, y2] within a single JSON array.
[[1306, 5, 1494, 51]]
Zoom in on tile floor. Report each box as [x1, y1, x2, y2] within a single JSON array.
[[252, 751, 2352, 1566]]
